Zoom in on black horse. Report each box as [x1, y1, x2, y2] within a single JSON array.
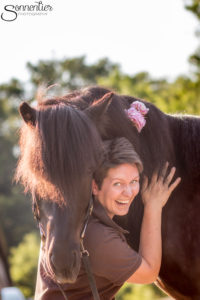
[[15, 86, 200, 299]]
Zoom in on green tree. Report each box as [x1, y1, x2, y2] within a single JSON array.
[[98, 69, 200, 115], [0, 188, 36, 248], [116, 282, 165, 300], [9, 232, 40, 298], [184, 0, 200, 20], [26, 56, 119, 91], [184, 0, 200, 77], [0, 79, 35, 249]]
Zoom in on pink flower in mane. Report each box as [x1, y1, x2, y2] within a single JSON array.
[[125, 101, 149, 132]]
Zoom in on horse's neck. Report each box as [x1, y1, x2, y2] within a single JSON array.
[[168, 114, 200, 179]]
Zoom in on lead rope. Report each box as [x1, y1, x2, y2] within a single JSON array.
[[56, 282, 68, 300], [80, 199, 100, 300], [80, 240, 100, 300]]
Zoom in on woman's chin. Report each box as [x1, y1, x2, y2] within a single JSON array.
[[114, 209, 129, 217], [114, 202, 130, 216]]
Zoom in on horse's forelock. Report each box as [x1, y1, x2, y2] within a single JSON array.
[[15, 101, 102, 205]]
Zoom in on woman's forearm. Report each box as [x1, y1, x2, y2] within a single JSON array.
[[128, 165, 180, 284], [138, 204, 162, 278]]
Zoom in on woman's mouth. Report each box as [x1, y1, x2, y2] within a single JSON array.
[[116, 200, 129, 205]]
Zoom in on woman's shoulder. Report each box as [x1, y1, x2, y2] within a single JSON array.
[[85, 217, 112, 239], [83, 215, 142, 285], [84, 216, 119, 249]]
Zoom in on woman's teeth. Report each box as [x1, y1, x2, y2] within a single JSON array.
[[116, 200, 129, 204]]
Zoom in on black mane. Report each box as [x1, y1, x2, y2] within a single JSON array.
[[15, 100, 103, 205]]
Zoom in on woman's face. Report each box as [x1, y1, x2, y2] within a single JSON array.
[[92, 163, 140, 219]]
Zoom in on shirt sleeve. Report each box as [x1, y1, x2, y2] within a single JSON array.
[[84, 223, 142, 285]]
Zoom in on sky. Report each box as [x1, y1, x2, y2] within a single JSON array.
[[0, 0, 199, 84]]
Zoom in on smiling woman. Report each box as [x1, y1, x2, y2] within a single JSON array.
[[35, 137, 180, 300], [92, 164, 140, 219], [92, 138, 143, 219]]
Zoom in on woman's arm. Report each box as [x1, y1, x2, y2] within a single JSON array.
[[128, 163, 181, 284]]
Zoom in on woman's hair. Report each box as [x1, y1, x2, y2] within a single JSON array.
[[94, 137, 143, 189]]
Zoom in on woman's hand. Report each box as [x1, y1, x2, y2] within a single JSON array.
[[141, 162, 181, 209]]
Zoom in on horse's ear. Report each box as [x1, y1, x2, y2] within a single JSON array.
[[19, 102, 36, 127], [85, 92, 113, 123]]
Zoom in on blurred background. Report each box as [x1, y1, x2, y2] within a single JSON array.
[[0, 0, 200, 299]]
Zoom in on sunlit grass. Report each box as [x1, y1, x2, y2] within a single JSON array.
[[116, 282, 167, 300]]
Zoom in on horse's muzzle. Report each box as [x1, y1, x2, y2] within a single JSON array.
[[50, 249, 80, 283]]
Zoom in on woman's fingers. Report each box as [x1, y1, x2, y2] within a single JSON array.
[[165, 166, 176, 185], [153, 162, 169, 183], [141, 175, 148, 192], [160, 162, 169, 180], [151, 170, 158, 183], [169, 177, 181, 193]]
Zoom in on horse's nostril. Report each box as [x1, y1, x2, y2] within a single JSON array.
[[50, 250, 79, 273], [49, 249, 80, 283]]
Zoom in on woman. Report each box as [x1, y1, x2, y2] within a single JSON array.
[[35, 137, 181, 300]]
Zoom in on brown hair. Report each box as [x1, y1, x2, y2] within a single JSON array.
[[94, 137, 143, 189], [14, 102, 103, 205]]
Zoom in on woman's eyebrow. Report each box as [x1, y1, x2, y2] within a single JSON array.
[[111, 175, 140, 181], [130, 176, 140, 180]]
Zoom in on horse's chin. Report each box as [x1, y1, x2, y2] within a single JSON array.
[[56, 274, 77, 284]]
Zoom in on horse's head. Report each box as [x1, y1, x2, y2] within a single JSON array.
[[15, 92, 113, 283]]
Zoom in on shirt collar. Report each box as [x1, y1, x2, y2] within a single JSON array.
[[92, 197, 129, 236]]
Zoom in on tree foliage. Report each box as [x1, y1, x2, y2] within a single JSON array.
[[27, 56, 119, 91], [184, 0, 200, 20], [116, 283, 165, 300], [184, 0, 200, 77], [9, 232, 40, 297]]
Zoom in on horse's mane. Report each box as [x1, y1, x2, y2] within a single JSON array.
[[169, 114, 200, 182], [52, 86, 200, 180], [14, 97, 102, 205], [76, 86, 176, 176]]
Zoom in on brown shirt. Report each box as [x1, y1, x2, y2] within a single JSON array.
[[35, 199, 142, 300]]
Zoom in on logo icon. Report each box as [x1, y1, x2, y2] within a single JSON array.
[[1, 1, 53, 22]]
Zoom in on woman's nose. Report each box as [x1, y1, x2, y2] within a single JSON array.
[[122, 185, 133, 197]]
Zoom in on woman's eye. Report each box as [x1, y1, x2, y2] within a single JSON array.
[[130, 180, 138, 185], [113, 182, 121, 187]]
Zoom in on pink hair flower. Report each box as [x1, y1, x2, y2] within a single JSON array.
[[125, 101, 149, 132]]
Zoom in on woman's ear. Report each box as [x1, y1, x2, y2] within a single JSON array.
[[92, 179, 99, 196]]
